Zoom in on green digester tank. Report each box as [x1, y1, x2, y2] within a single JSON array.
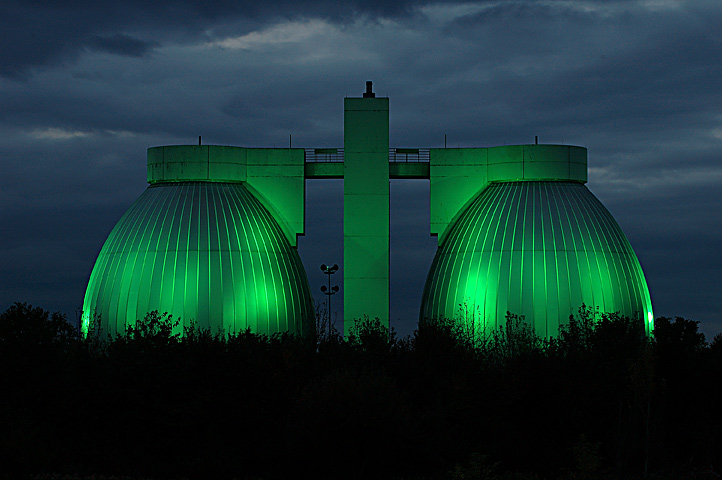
[[82, 146, 314, 337], [421, 145, 654, 337]]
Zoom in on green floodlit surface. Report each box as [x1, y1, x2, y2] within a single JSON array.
[[82, 181, 314, 337], [148, 145, 306, 247], [343, 96, 390, 333], [421, 181, 654, 338], [429, 145, 587, 244]]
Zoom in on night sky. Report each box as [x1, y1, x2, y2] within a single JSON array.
[[1, 0, 720, 338]]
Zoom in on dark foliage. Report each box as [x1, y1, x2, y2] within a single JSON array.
[[1, 303, 720, 479]]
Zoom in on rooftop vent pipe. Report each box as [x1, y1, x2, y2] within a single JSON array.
[[363, 81, 375, 98]]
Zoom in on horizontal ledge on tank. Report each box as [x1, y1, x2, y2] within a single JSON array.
[[148, 144, 585, 183], [430, 144, 588, 184], [147, 145, 306, 184]]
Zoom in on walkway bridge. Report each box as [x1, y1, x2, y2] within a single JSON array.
[[304, 148, 430, 179]]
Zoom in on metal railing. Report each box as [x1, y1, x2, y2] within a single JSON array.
[[304, 148, 430, 163], [389, 148, 429, 163], [305, 148, 344, 162]]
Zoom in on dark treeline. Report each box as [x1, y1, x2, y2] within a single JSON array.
[[1, 302, 721, 480]]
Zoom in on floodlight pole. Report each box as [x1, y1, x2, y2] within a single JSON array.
[[320, 264, 339, 340]]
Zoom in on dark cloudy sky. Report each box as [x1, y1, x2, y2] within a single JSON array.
[[2, 0, 720, 338]]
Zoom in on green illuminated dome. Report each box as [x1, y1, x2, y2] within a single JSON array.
[[82, 181, 314, 337], [420, 181, 654, 337]]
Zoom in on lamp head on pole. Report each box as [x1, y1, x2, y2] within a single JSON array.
[[321, 264, 339, 274]]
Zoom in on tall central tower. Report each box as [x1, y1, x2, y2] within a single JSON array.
[[343, 82, 390, 333]]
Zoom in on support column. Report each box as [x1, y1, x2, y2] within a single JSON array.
[[343, 85, 389, 335]]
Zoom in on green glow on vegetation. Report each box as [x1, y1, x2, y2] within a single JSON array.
[[82, 181, 314, 337], [420, 181, 654, 338]]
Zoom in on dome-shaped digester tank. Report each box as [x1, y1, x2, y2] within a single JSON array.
[[82, 146, 314, 337], [421, 145, 653, 338]]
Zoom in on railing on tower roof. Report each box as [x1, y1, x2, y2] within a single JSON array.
[[390, 148, 429, 163], [303, 148, 430, 163], [304, 148, 344, 162]]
